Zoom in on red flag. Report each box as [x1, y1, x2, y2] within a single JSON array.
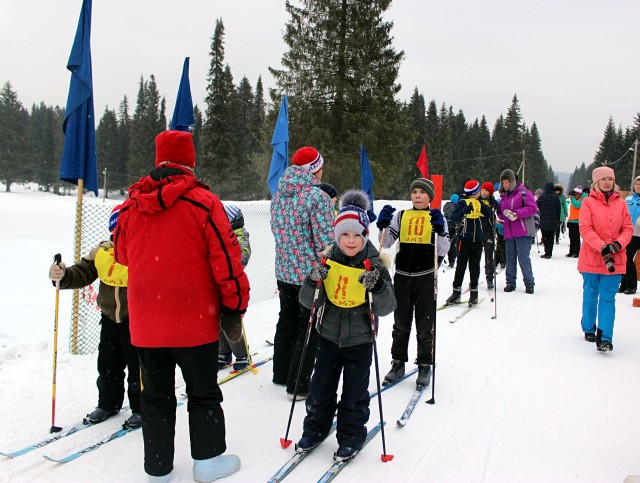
[[416, 145, 428, 178], [431, 174, 443, 209]]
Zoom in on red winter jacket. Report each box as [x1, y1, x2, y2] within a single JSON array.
[[114, 168, 250, 348]]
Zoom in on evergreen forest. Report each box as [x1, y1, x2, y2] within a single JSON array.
[[1, 2, 638, 199]]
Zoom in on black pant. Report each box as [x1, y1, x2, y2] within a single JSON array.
[[453, 240, 483, 290], [568, 222, 581, 256], [495, 233, 506, 267], [302, 337, 372, 450], [447, 222, 458, 266], [555, 221, 565, 242], [483, 231, 495, 282], [391, 273, 434, 365], [272, 281, 317, 394], [620, 236, 640, 291], [137, 342, 225, 477], [97, 317, 140, 413], [541, 229, 555, 256]]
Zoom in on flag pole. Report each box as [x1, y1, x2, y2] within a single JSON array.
[[70, 179, 84, 354]]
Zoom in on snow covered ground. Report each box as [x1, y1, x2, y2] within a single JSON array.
[[1, 187, 639, 482]]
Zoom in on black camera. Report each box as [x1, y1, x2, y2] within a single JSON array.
[[601, 245, 616, 273]]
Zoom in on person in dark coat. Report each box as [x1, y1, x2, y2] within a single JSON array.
[[537, 182, 561, 258], [446, 180, 492, 305]]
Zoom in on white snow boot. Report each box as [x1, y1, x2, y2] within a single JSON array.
[[193, 454, 241, 482]]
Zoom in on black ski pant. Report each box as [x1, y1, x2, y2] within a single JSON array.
[[541, 229, 555, 256], [302, 336, 372, 450], [447, 222, 458, 266], [482, 231, 495, 282], [391, 272, 434, 365], [453, 240, 483, 291], [272, 280, 317, 395], [97, 316, 140, 414], [555, 221, 565, 243], [137, 342, 225, 477], [568, 222, 581, 256], [495, 233, 506, 267], [620, 235, 640, 292]]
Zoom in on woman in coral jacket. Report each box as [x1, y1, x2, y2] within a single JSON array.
[[578, 166, 633, 352]]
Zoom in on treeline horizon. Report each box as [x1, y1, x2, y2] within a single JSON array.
[[1, 3, 637, 199]]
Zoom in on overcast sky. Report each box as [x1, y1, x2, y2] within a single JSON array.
[[2, 0, 638, 174]]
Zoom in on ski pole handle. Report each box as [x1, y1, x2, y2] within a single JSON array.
[[53, 254, 62, 289]]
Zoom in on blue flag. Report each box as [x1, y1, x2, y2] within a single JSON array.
[[59, 0, 98, 196], [360, 146, 376, 222], [268, 95, 289, 196], [170, 57, 195, 131]]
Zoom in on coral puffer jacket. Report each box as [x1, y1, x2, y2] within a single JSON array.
[[578, 189, 633, 275], [114, 168, 250, 348]]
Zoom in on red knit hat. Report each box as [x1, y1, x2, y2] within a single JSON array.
[[481, 181, 494, 195], [292, 146, 324, 174], [155, 130, 196, 169], [464, 180, 480, 196]]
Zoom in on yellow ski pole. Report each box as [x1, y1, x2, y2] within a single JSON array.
[[50, 254, 63, 433]]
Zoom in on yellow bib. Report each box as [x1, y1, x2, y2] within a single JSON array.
[[465, 198, 482, 219], [95, 247, 128, 287], [399, 210, 432, 244], [323, 259, 366, 308]]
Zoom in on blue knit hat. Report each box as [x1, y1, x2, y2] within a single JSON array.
[[450, 194, 459, 204]]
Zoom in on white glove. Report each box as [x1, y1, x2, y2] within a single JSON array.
[[503, 209, 517, 221], [49, 262, 67, 281]]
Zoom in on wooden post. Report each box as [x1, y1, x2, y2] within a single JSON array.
[[71, 179, 84, 355]]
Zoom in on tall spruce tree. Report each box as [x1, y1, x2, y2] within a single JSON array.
[[0, 82, 30, 192], [96, 107, 120, 196], [201, 19, 238, 197], [116, 96, 131, 192], [129, 75, 166, 182], [270, 0, 408, 196]]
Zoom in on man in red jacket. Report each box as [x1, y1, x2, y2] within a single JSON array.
[[114, 130, 250, 483]]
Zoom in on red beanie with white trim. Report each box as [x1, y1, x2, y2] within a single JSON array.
[[292, 146, 324, 174]]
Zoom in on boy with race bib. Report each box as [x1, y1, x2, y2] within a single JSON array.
[[375, 178, 450, 388], [295, 190, 396, 461]]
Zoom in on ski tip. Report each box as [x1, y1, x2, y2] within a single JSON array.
[[50, 425, 63, 433], [381, 454, 394, 462], [396, 419, 406, 428], [280, 438, 292, 449]]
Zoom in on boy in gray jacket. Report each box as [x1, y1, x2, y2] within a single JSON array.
[[296, 190, 396, 461]]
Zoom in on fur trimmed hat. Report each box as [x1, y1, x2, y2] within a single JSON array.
[[334, 190, 370, 246], [410, 178, 435, 201], [592, 166, 615, 184], [155, 130, 196, 170], [499, 169, 517, 193], [292, 146, 325, 174], [481, 181, 495, 195], [108, 204, 122, 233], [464, 180, 480, 196]]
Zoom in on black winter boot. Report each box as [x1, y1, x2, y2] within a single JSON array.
[[416, 364, 432, 387], [383, 360, 405, 386], [468, 289, 479, 305], [446, 288, 462, 305]]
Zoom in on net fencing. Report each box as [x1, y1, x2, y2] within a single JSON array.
[[69, 199, 278, 354]]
